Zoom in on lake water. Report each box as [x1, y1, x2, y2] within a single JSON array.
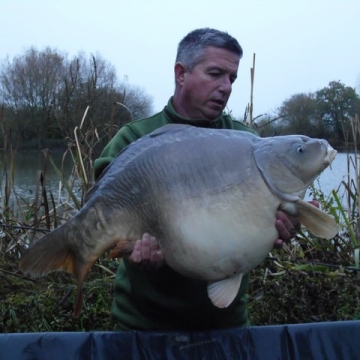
[[305, 152, 356, 201], [0, 151, 78, 209], [0, 151, 356, 209]]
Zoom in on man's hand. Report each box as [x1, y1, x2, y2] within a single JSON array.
[[128, 233, 164, 269], [274, 200, 319, 248]]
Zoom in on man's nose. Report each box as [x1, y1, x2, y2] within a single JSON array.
[[219, 77, 232, 94]]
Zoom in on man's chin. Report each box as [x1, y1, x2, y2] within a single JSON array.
[[203, 108, 223, 121]]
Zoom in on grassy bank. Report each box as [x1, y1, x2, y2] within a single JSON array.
[[1, 116, 360, 332]]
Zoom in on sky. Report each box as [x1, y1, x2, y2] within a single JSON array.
[[1, 0, 359, 119]]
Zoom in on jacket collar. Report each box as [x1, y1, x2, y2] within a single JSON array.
[[163, 97, 223, 129]]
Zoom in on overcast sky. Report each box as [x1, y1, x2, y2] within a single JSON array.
[[1, 0, 359, 119]]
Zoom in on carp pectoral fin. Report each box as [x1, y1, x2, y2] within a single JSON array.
[[108, 239, 136, 259], [207, 274, 244, 308], [296, 199, 338, 239]]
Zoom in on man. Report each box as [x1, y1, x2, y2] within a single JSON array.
[[94, 28, 298, 331]]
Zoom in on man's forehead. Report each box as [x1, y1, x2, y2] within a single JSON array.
[[200, 47, 240, 68]]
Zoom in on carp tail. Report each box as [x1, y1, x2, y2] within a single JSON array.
[[19, 226, 96, 318]]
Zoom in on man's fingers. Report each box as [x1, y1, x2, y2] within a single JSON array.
[[148, 234, 159, 252], [275, 218, 291, 242], [129, 239, 143, 263], [128, 233, 164, 269], [148, 234, 164, 266], [274, 201, 318, 249], [273, 238, 284, 249], [309, 200, 319, 208], [276, 210, 301, 236], [140, 233, 152, 261]]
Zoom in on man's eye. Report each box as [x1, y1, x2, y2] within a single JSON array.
[[209, 72, 220, 77]]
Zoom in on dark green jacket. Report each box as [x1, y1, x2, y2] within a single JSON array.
[[94, 98, 257, 331]]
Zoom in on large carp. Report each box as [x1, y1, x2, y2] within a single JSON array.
[[20, 124, 337, 317]]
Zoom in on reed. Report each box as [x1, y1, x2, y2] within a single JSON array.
[[0, 107, 118, 332], [1, 108, 360, 331]]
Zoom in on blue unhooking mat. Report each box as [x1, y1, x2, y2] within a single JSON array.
[[1, 321, 360, 359]]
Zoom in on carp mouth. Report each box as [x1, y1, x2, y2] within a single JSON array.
[[324, 143, 337, 168]]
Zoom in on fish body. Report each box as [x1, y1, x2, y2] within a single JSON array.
[[19, 124, 338, 316]]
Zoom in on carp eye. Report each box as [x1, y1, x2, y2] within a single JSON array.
[[292, 143, 305, 153]]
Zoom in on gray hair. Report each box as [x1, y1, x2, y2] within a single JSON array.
[[175, 28, 243, 71]]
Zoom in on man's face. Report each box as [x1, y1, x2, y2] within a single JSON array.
[[175, 46, 240, 120]]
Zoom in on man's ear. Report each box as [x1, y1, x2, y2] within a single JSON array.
[[174, 62, 186, 86]]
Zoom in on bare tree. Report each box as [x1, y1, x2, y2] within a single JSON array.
[[0, 48, 154, 149], [121, 84, 153, 122], [0, 47, 65, 145]]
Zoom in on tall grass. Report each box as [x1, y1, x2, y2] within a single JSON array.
[[0, 107, 120, 332], [1, 108, 360, 331]]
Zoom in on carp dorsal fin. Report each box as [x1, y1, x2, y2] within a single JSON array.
[[280, 199, 338, 240], [207, 274, 244, 308]]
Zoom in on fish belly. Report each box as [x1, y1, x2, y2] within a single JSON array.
[[158, 185, 280, 281]]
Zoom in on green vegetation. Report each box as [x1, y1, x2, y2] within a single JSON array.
[[1, 47, 360, 332], [0, 108, 119, 332], [1, 114, 360, 333]]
